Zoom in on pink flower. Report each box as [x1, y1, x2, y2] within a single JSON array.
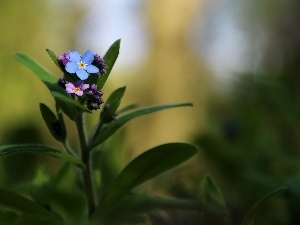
[[65, 80, 89, 97]]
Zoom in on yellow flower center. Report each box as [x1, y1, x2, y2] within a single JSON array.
[[78, 61, 86, 69], [74, 87, 81, 92]]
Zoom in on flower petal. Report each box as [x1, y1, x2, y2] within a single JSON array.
[[86, 65, 99, 73], [76, 68, 89, 80], [75, 90, 83, 96], [82, 50, 95, 64], [65, 83, 75, 93], [65, 83, 75, 89], [69, 50, 82, 62], [65, 62, 79, 73], [66, 88, 75, 94], [81, 84, 90, 90]]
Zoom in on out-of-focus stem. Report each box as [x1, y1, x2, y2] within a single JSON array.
[[76, 112, 96, 218]]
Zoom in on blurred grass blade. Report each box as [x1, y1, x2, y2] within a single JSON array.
[[94, 143, 198, 218], [0, 145, 83, 166], [0, 189, 59, 222], [199, 175, 230, 225], [97, 39, 120, 89], [200, 175, 227, 208], [241, 187, 287, 225], [89, 102, 193, 149]]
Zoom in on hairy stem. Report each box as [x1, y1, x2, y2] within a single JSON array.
[[76, 112, 96, 218]]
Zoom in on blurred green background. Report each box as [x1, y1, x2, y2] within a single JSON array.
[[1, 0, 300, 224]]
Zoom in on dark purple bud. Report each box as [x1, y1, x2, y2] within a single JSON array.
[[87, 102, 100, 110], [85, 83, 104, 111], [90, 84, 98, 90], [93, 54, 107, 75], [94, 90, 103, 97], [57, 78, 67, 88], [86, 90, 94, 96]]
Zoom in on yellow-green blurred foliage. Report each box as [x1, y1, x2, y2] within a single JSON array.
[[0, 1, 84, 146], [120, 0, 212, 155], [0, 0, 213, 155], [2, 0, 300, 224]]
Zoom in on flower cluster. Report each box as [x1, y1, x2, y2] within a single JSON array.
[[57, 50, 107, 111], [86, 84, 104, 110]]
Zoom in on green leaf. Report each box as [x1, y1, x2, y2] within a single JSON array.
[[105, 193, 203, 215], [101, 86, 126, 122], [89, 102, 193, 149], [91, 87, 127, 142], [55, 103, 68, 140], [241, 187, 287, 225], [46, 48, 61, 69], [40, 103, 66, 142], [30, 186, 86, 224], [200, 175, 227, 208], [199, 175, 230, 225], [117, 103, 138, 114], [14, 52, 77, 120], [14, 53, 59, 92], [53, 163, 74, 188], [95, 143, 198, 216], [51, 92, 91, 113], [97, 39, 121, 89], [92, 193, 202, 225], [56, 99, 76, 121], [0, 189, 58, 222], [0, 145, 83, 166], [104, 86, 126, 107]]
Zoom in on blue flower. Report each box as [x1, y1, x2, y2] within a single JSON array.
[[65, 50, 99, 80]]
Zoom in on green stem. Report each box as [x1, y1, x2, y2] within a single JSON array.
[[62, 141, 76, 157], [76, 112, 96, 218]]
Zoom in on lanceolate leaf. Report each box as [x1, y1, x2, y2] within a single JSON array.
[[199, 175, 230, 225], [14, 52, 76, 120], [94, 143, 199, 217], [40, 103, 66, 142], [241, 187, 287, 225], [56, 103, 67, 141], [51, 92, 91, 113], [14, 53, 59, 92], [117, 103, 138, 114], [46, 48, 61, 69], [0, 189, 59, 222], [200, 175, 227, 208], [99, 86, 126, 124], [105, 86, 126, 105], [89, 102, 193, 149], [0, 145, 83, 166], [97, 39, 121, 89]]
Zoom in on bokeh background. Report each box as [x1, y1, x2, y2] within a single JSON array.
[[1, 0, 300, 224]]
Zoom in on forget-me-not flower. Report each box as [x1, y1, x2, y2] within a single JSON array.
[[65, 80, 90, 97], [65, 50, 99, 80]]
